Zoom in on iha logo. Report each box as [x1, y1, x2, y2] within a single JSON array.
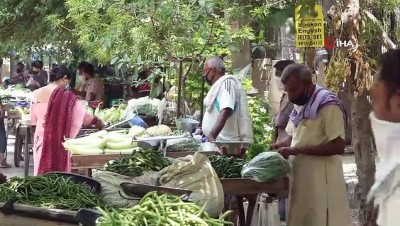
[[324, 37, 354, 50]]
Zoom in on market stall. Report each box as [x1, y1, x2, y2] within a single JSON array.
[[221, 178, 289, 225]]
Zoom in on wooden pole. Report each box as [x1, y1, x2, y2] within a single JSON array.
[[176, 61, 183, 118]]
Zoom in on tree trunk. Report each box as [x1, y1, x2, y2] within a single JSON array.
[[350, 89, 377, 225], [326, 0, 378, 224]]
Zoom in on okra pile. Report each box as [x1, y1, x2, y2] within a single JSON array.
[[105, 149, 171, 177], [97, 191, 233, 226], [208, 155, 245, 178], [2, 175, 107, 210]]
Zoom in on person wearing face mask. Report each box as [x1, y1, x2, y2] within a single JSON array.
[[27, 60, 48, 90], [73, 61, 104, 102], [201, 56, 253, 143], [30, 65, 104, 176], [270, 63, 351, 226], [368, 49, 400, 226], [272, 60, 295, 143]]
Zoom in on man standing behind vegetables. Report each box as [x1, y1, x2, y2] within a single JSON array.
[[73, 61, 104, 102], [272, 60, 295, 143], [270, 64, 351, 226], [202, 56, 252, 143]]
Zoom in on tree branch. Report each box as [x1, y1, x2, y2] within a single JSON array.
[[363, 10, 397, 50]]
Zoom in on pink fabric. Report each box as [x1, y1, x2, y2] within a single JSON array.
[[30, 89, 94, 176]]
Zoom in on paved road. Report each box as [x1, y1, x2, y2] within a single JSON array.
[[1, 136, 33, 178]]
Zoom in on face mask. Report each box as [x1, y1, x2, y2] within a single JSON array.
[[65, 84, 71, 90], [204, 76, 212, 86], [370, 112, 400, 158], [291, 91, 309, 106], [204, 70, 215, 86]]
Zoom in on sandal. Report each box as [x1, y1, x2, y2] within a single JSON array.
[[0, 162, 11, 168]]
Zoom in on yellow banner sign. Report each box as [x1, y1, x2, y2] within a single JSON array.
[[295, 4, 325, 48]]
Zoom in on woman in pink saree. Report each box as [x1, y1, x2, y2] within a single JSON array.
[[30, 65, 103, 176]]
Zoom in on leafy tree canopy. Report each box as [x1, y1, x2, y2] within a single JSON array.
[[0, 0, 76, 57], [65, 0, 255, 69]]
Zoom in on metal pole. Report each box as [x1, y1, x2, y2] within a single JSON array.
[[199, 77, 205, 127], [176, 61, 183, 118]]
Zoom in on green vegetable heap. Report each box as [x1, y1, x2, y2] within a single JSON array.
[[208, 155, 245, 179], [0, 185, 16, 203], [97, 191, 233, 226], [105, 149, 171, 177], [0, 175, 107, 210]]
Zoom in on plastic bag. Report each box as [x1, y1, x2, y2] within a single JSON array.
[[126, 97, 160, 117], [157, 152, 225, 217], [92, 171, 139, 208], [250, 194, 281, 226], [241, 152, 290, 182]]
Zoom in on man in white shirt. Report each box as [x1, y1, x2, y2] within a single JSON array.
[[202, 56, 252, 143]]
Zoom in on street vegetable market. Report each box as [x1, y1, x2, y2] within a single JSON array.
[[0, 0, 398, 226]]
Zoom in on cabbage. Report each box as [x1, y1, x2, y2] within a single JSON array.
[[241, 152, 290, 182]]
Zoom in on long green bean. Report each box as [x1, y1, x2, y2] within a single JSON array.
[[105, 149, 171, 177], [97, 191, 233, 226], [0, 185, 16, 202], [208, 155, 245, 178], [2, 175, 107, 210]]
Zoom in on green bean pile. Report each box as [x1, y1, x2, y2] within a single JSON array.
[[97, 191, 232, 226], [208, 155, 245, 178], [105, 149, 171, 177], [0, 185, 16, 202], [3, 175, 107, 210]]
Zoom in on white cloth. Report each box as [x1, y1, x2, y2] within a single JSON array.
[[368, 112, 400, 226], [202, 75, 253, 143], [268, 73, 285, 114]]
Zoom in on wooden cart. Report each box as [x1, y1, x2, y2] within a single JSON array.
[[220, 177, 289, 226], [13, 123, 35, 175]]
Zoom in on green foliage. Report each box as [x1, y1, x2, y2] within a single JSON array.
[[241, 79, 273, 157], [66, 0, 254, 65], [65, 0, 254, 97], [0, 0, 77, 57]]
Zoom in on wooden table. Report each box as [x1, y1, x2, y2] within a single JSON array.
[[71, 151, 217, 177], [13, 122, 35, 176], [220, 177, 289, 226], [71, 154, 120, 177]]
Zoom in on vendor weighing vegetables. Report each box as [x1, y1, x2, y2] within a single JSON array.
[[201, 56, 252, 143], [271, 64, 351, 226]]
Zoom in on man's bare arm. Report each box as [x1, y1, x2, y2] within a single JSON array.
[[271, 136, 292, 149], [208, 108, 232, 141]]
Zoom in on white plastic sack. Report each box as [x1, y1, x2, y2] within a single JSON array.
[[92, 171, 139, 208], [157, 152, 225, 217], [250, 194, 280, 226]]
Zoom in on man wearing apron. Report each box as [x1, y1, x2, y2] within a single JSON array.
[[271, 63, 351, 226]]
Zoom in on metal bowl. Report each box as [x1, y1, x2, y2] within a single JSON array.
[[175, 118, 199, 133]]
